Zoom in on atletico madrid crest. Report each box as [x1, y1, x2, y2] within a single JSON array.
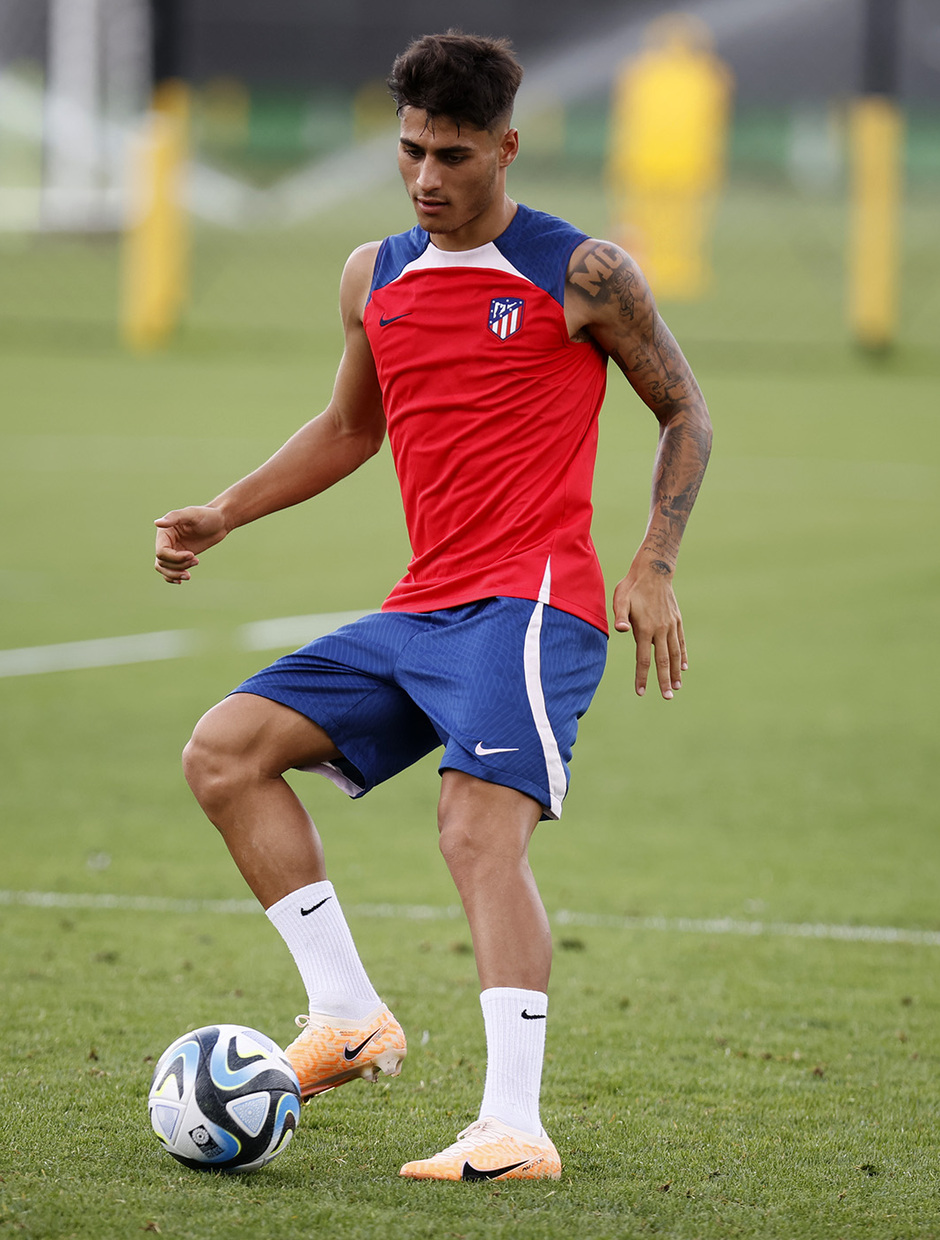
[[488, 297, 525, 340]]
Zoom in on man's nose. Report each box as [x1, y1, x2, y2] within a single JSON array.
[[415, 157, 441, 192]]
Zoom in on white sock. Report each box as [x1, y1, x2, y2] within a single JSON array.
[[265, 880, 381, 1021], [477, 987, 548, 1137]]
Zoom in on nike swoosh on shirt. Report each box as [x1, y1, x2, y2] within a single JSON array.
[[343, 1028, 383, 1061], [474, 743, 520, 757], [379, 312, 413, 326], [300, 897, 332, 916], [462, 1159, 530, 1181]]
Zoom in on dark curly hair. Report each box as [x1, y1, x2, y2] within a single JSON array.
[[387, 30, 524, 132]]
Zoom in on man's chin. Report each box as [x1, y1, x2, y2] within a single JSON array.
[[417, 219, 455, 236], [413, 203, 455, 233]]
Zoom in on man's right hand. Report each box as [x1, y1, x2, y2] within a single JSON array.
[[154, 506, 228, 584]]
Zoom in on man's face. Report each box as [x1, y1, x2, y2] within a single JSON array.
[[397, 107, 517, 244]]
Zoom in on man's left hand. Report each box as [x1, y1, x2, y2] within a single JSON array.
[[612, 568, 687, 699]]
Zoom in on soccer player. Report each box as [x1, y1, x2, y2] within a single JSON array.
[[154, 31, 712, 1182]]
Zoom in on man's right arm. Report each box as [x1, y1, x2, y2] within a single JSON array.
[[154, 244, 385, 584]]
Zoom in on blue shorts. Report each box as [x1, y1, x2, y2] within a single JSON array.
[[232, 598, 607, 819]]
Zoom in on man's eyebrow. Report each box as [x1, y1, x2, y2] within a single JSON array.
[[399, 138, 475, 154]]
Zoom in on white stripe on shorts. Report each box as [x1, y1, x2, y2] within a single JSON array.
[[523, 559, 567, 819]]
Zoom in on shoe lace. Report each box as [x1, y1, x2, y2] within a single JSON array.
[[294, 1014, 310, 1029], [440, 1119, 498, 1156]]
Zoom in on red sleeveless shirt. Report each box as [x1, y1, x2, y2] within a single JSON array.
[[363, 205, 609, 634]]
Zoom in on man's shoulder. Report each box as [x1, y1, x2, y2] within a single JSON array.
[[340, 240, 385, 312], [497, 204, 591, 306], [370, 226, 430, 292], [345, 239, 383, 274], [509, 203, 587, 242]]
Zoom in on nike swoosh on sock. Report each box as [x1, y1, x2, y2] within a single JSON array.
[[300, 896, 333, 916]]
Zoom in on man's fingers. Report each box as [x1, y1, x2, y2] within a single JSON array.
[[154, 538, 199, 585], [635, 625, 686, 700], [154, 553, 196, 581], [154, 547, 195, 566], [615, 578, 686, 699], [154, 559, 191, 583], [667, 628, 684, 691], [633, 633, 651, 697], [153, 507, 221, 586], [654, 636, 675, 699]]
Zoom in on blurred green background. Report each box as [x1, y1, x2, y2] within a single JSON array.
[[0, 0, 937, 957], [2, 152, 938, 912], [2, 0, 939, 927], [2, 5, 939, 1237]]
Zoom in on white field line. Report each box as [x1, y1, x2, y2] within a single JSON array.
[[0, 611, 373, 677], [2, 890, 939, 948], [239, 610, 375, 651], [0, 630, 201, 677]]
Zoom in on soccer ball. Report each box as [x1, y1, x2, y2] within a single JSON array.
[[148, 1024, 301, 1173]]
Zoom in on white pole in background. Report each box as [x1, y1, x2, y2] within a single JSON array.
[[102, 0, 152, 201], [42, 0, 103, 229]]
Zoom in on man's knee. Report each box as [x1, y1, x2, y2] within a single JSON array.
[[181, 702, 248, 812], [437, 814, 479, 875], [182, 693, 340, 813], [437, 771, 541, 873], [437, 773, 483, 868]]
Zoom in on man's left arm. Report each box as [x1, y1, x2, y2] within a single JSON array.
[[566, 239, 713, 699]]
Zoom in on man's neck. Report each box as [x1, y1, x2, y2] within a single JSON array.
[[428, 196, 518, 252]]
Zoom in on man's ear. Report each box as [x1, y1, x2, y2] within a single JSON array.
[[500, 128, 520, 169]]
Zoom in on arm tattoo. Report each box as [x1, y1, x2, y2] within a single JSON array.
[[643, 417, 713, 567], [569, 243, 638, 320], [569, 239, 712, 571], [572, 246, 684, 408], [611, 318, 690, 409]]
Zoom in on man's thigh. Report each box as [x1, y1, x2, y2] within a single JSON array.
[[395, 598, 608, 819], [229, 613, 442, 797], [189, 692, 343, 776], [226, 601, 606, 814]]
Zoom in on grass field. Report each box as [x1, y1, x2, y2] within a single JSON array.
[[1, 165, 939, 1239]]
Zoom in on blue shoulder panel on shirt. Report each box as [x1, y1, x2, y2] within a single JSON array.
[[370, 226, 430, 294], [495, 205, 589, 306], [368, 206, 587, 304]]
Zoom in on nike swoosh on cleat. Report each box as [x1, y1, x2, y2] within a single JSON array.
[[462, 1159, 530, 1181], [379, 312, 413, 326], [521, 1010, 546, 1020], [343, 1028, 383, 1061], [300, 897, 332, 916], [474, 743, 520, 756]]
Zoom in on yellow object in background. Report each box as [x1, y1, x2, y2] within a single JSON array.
[[353, 79, 396, 142], [199, 77, 251, 151], [847, 96, 903, 352], [609, 14, 733, 301], [519, 100, 567, 162], [120, 81, 190, 351]]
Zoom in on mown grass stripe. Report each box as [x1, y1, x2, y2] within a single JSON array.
[[2, 889, 938, 947]]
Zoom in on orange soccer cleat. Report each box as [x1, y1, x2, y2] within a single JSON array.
[[399, 1116, 562, 1181], [284, 1004, 406, 1099]]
